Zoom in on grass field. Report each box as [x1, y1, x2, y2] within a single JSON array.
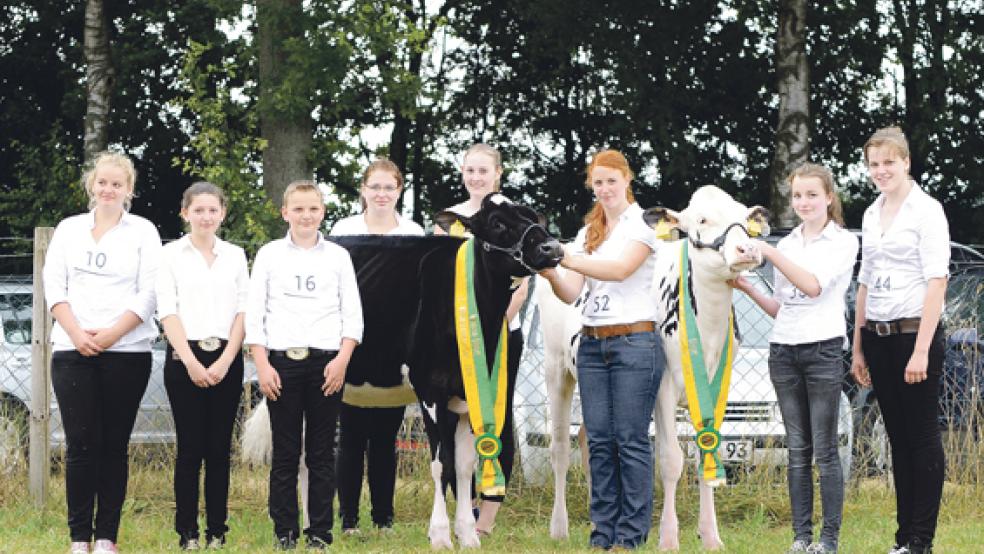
[[1, 461, 982, 554]]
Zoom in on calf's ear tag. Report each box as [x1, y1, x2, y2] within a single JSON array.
[[747, 218, 762, 237], [449, 220, 467, 237], [654, 220, 675, 241]]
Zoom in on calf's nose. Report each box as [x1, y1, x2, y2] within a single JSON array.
[[540, 240, 564, 264]]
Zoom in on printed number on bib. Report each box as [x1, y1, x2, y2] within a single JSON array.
[[872, 274, 891, 293], [584, 291, 622, 318], [282, 274, 318, 298], [86, 251, 107, 268]]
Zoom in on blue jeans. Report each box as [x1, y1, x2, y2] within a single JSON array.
[[577, 330, 663, 549], [769, 338, 845, 551]]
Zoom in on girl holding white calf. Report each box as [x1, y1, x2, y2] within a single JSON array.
[[732, 163, 857, 554]]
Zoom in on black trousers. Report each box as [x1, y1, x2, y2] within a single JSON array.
[[267, 352, 341, 543], [51, 350, 152, 543], [336, 404, 405, 527], [861, 327, 945, 548], [163, 342, 244, 541]]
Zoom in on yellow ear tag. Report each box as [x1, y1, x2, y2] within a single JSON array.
[[449, 220, 466, 237], [747, 218, 762, 237], [654, 220, 674, 241]]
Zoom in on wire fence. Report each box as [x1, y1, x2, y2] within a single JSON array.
[[1, 236, 982, 507]]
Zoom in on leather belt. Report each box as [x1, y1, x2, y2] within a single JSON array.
[[197, 337, 222, 352], [268, 347, 336, 361], [865, 317, 921, 337], [581, 321, 656, 339]]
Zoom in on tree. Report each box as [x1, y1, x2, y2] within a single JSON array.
[[82, 0, 114, 163], [770, 0, 808, 227], [256, 0, 313, 207]]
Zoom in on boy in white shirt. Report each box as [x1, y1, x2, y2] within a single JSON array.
[[245, 181, 363, 550]]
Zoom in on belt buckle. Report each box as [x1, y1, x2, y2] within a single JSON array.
[[874, 321, 891, 337], [286, 347, 310, 361], [198, 337, 221, 352]]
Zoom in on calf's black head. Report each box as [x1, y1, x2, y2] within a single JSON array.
[[435, 193, 563, 276]]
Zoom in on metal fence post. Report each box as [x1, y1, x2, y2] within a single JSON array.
[[30, 227, 53, 507]]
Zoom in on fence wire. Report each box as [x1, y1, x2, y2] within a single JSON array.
[[1, 237, 982, 506]]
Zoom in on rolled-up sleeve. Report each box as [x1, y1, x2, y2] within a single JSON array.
[[919, 202, 950, 280], [812, 232, 859, 291], [43, 221, 70, 310], [155, 247, 178, 319], [244, 246, 270, 346], [337, 250, 364, 344], [127, 222, 162, 322]]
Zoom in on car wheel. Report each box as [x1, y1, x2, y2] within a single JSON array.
[[0, 398, 29, 474]]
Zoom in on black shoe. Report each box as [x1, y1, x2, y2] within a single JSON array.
[[306, 535, 331, 551], [205, 533, 225, 549], [373, 517, 394, 530], [179, 533, 201, 551], [275, 534, 298, 551]]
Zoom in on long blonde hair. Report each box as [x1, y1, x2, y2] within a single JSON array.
[[583, 149, 636, 254]]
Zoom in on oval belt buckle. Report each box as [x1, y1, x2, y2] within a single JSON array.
[[198, 337, 221, 352], [286, 347, 309, 361]]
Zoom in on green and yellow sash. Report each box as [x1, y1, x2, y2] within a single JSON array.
[[678, 240, 735, 484], [454, 238, 509, 496]]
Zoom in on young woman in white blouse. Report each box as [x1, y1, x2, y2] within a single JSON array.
[[850, 127, 949, 554], [433, 143, 525, 535], [539, 149, 662, 550], [43, 151, 162, 554], [329, 159, 422, 534], [732, 163, 858, 554], [156, 182, 248, 550]]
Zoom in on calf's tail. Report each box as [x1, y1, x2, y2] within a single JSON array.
[[240, 398, 273, 465]]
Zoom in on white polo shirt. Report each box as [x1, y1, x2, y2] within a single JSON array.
[[156, 235, 249, 341], [43, 210, 162, 352], [245, 232, 363, 350], [858, 184, 950, 321], [329, 213, 424, 236], [571, 203, 658, 327], [771, 222, 858, 345]]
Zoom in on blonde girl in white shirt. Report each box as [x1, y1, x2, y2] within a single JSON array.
[[43, 151, 162, 554], [850, 127, 949, 554], [433, 143, 526, 534], [329, 159, 422, 534], [157, 182, 248, 550], [733, 163, 858, 554]]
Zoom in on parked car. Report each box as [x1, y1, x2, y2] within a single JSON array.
[[514, 271, 854, 486], [0, 277, 261, 468]]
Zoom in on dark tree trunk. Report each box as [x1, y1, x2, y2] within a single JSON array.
[[83, 0, 115, 164], [769, 0, 809, 228]]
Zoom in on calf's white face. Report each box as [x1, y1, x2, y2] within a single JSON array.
[[645, 185, 770, 277]]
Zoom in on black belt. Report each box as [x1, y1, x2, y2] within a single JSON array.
[[864, 317, 921, 337], [268, 347, 336, 361]]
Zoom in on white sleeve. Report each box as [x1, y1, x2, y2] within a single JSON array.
[[812, 231, 859, 291], [155, 246, 178, 319], [244, 245, 271, 346], [234, 246, 249, 314], [919, 200, 950, 280], [43, 220, 71, 310], [126, 221, 162, 322], [336, 249, 364, 344]]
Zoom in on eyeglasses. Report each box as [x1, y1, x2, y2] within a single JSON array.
[[364, 184, 400, 193]]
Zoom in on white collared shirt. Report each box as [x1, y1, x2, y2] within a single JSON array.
[[571, 202, 658, 326], [156, 235, 249, 341], [245, 232, 363, 350], [771, 222, 858, 345], [858, 184, 950, 321], [43, 210, 162, 352], [329, 213, 424, 236]]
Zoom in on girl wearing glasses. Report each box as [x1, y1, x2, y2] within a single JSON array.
[[329, 159, 422, 534]]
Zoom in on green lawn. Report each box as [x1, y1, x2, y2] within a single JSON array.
[[1, 464, 982, 553]]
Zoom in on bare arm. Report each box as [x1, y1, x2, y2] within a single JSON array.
[[730, 275, 779, 318], [539, 266, 585, 305], [505, 278, 529, 322], [561, 240, 652, 283], [759, 241, 821, 298], [323, 337, 358, 396], [851, 284, 870, 387], [903, 277, 947, 384], [161, 314, 216, 387], [50, 303, 102, 356]]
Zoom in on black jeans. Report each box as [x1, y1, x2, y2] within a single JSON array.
[[336, 404, 405, 528], [267, 352, 341, 543], [51, 350, 152, 543], [769, 338, 845, 550], [163, 342, 244, 541], [861, 327, 945, 548]]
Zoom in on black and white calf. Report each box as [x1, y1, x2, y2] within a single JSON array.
[[539, 185, 769, 550]]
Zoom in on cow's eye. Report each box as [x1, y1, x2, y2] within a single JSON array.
[[698, 217, 707, 225]]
